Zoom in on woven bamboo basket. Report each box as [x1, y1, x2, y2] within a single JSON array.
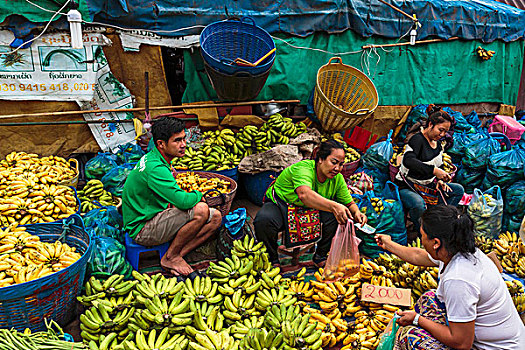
[[314, 57, 378, 132]]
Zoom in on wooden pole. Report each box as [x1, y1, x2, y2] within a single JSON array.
[[362, 37, 458, 50], [0, 99, 301, 120], [377, 0, 414, 22]]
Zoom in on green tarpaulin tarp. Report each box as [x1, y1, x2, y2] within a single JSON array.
[[183, 29, 524, 106], [0, 0, 90, 25]]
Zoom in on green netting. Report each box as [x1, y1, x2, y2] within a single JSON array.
[[0, 0, 90, 24], [182, 29, 524, 106]]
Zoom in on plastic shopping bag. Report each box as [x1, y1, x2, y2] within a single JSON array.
[[456, 165, 486, 194], [83, 206, 123, 230], [362, 130, 394, 173], [357, 182, 407, 258], [467, 186, 504, 239], [87, 236, 133, 280], [116, 142, 145, 165], [322, 220, 360, 281], [377, 315, 400, 350], [85, 152, 118, 180], [448, 131, 486, 164], [483, 146, 525, 190]]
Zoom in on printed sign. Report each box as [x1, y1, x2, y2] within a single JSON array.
[[0, 30, 111, 101], [117, 30, 199, 52], [361, 283, 412, 307]]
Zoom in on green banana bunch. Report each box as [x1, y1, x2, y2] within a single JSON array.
[[188, 328, 239, 350], [137, 291, 194, 329], [79, 276, 137, 306], [264, 304, 301, 330], [78, 179, 119, 213], [281, 314, 323, 350], [230, 316, 265, 339], [132, 272, 184, 300], [172, 142, 242, 171], [123, 328, 188, 350], [80, 302, 136, 345], [239, 328, 284, 350], [255, 285, 297, 311]]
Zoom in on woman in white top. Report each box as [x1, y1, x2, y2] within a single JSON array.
[[376, 205, 525, 350]]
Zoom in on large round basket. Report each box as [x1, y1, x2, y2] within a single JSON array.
[[314, 57, 378, 132], [57, 158, 79, 188], [173, 170, 237, 217], [340, 159, 361, 181], [0, 215, 92, 331]]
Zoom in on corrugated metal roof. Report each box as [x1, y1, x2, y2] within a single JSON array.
[[496, 0, 525, 10]]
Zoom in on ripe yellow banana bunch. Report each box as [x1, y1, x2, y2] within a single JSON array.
[[0, 225, 81, 287], [288, 280, 315, 302], [0, 152, 76, 185], [475, 235, 494, 254], [0, 183, 78, 227], [442, 153, 454, 173], [476, 46, 495, 61], [494, 232, 524, 274], [344, 144, 361, 164], [390, 145, 407, 167]]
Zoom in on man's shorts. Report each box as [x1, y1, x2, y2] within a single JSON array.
[[134, 206, 218, 246]]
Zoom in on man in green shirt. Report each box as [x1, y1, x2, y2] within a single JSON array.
[[254, 140, 367, 266], [122, 116, 222, 276]]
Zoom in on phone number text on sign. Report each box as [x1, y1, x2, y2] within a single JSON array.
[[361, 282, 412, 307], [0, 82, 95, 93]]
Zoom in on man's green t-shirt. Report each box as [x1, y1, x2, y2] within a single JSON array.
[[122, 146, 202, 238], [265, 160, 353, 207]]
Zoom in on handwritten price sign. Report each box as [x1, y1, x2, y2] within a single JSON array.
[[361, 283, 412, 307]]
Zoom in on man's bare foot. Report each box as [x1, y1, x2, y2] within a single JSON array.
[[161, 255, 194, 276]]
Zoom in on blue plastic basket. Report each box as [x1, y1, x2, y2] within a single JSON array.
[[209, 166, 239, 182], [242, 171, 280, 206], [0, 215, 93, 331], [200, 17, 276, 75]]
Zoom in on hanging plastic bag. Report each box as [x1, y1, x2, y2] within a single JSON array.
[[463, 136, 501, 170], [456, 165, 486, 194], [87, 236, 133, 279], [85, 153, 118, 180], [377, 315, 400, 350], [357, 182, 407, 258], [467, 186, 504, 239], [483, 147, 525, 191], [322, 220, 360, 281], [362, 130, 394, 173], [101, 163, 136, 197]]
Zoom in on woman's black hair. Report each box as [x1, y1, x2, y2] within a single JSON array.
[[313, 140, 345, 163], [151, 116, 185, 145], [425, 105, 454, 128], [421, 205, 476, 259]]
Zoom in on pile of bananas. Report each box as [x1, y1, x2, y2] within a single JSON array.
[[476, 46, 495, 61], [493, 231, 525, 277], [172, 115, 308, 171], [172, 143, 242, 171], [389, 145, 406, 167], [475, 235, 494, 254], [322, 258, 360, 281], [0, 152, 77, 186], [0, 224, 82, 287], [0, 182, 78, 226], [320, 132, 361, 164], [78, 180, 120, 213], [175, 172, 231, 196], [505, 280, 525, 313], [442, 153, 454, 173]]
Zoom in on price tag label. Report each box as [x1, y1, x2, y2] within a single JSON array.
[[361, 283, 412, 307]]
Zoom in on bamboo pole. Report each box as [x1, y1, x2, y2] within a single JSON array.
[[377, 0, 415, 22], [0, 99, 301, 120], [362, 37, 458, 50]]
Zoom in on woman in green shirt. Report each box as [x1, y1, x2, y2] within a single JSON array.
[[254, 140, 367, 266]]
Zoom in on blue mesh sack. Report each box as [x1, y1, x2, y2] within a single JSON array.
[[85, 153, 118, 180], [101, 163, 136, 197], [362, 130, 394, 173], [463, 136, 501, 170], [357, 182, 406, 258]]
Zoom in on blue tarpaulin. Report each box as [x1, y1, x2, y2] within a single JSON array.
[[82, 0, 525, 42]]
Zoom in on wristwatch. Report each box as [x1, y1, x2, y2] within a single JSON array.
[[413, 313, 421, 326]]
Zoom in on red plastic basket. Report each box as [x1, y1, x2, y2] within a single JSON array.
[[0, 215, 92, 331]]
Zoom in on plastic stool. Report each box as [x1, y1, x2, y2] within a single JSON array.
[[124, 233, 171, 270]]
